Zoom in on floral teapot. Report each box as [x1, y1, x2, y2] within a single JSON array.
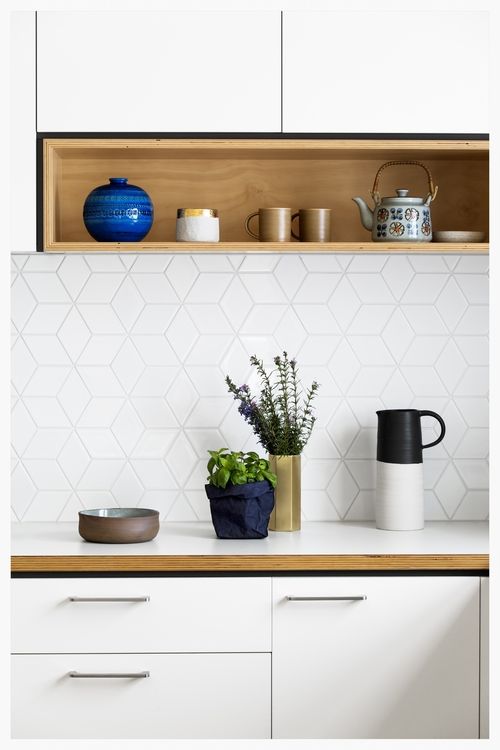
[[353, 160, 438, 242]]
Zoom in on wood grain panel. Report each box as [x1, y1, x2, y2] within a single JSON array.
[[11, 554, 489, 573], [43, 139, 489, 250], [44, 242, 489, 253]]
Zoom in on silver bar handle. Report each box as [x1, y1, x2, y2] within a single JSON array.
[[68, 596, 150, 602], [69, 671, 150, 679], [286, 595, 367, 601]]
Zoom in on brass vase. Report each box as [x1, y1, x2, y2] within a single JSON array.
[[268, 454, 301, 531]]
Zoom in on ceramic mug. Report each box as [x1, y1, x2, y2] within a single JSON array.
[[245, 207, 292, 242], [291, 208, 332, 242]]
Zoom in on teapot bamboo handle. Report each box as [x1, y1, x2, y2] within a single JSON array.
[[371, 160, 438, 205]]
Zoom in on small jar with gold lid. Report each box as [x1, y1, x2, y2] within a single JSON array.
[[176, 208, 219, 242]]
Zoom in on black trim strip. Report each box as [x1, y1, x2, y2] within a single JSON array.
[[36, 136, 43, 252], [36, 132, 489, 141], [11, 570, 488, 579], [280, 12, 283, 133]]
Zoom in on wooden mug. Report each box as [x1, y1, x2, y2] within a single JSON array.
[[245, 207, 292, 242], [291, 208, 332, 242]]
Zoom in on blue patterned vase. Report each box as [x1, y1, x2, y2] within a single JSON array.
[[83, 177, 154, 242]]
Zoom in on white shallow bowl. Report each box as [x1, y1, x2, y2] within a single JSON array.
[[433, 230, 485, 243]]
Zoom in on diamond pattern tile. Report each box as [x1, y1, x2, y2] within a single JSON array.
[[77, 304, 126, 334], [435, 278, 468, 330], [111, 340, 145, 393], [57, 256, 91, 299], [327, 463, 359, 518], [166, 308, 200, 361], [273, 309, 308, 352], [328, 277, 361, 329], [11, 253, 489, 521], [24, 273, 71, 303], [220, 277, 253, 329], [348, 274, 395, 304], [11, 339, 37, 393], [381, 256, 414, 299], [23, 304, 71, 335], [111, 463, 145, 506], [24, 335, 72, 366], [23, 429, 71, 459], [57, 371, 92, 423], [57, 309, 91, 361], [302, 490, 340, 521], [111, 277, 145, 329], [22, 491, 73, 522], [294, 273, 341, 303], [274, 255, 307, 298], [128, 273, 178, 304], [165, 256, 198, 299], [166, 370, 199, 423], [57, 433, 91, 486], [131, 429, 177, 459], [11, 401, 37, 455]]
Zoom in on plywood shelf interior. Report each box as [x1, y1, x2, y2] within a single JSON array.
[[43, 138, 489, 253]]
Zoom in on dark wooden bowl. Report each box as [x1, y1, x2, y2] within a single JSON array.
[[78, 508, 160, 544]]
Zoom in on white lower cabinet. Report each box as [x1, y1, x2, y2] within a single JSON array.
[[11, 576, 271, 739], [12, 652, 270, 739], [272, 576, 480, 739], [11, 574, 484, 739]]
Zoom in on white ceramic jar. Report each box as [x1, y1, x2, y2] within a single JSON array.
[[176, 208, 219, 242]]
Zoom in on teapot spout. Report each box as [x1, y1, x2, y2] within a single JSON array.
[[352, 197, 373, 232]]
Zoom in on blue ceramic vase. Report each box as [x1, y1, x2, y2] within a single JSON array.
[[83, 177, 154, 242]]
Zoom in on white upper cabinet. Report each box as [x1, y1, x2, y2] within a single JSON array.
[[36, 11, 281, 132], [282, 11, 489, 134]]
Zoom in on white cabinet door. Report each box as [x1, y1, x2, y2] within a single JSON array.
[[12, 652, 271, 739], [12, 577, 271, 653], [283, 11, 489, 133], [273, 576, 480, 739], [10, 12, 36, 252], [37, 11, 281, 133]]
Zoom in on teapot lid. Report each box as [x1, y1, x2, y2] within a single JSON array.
[[381, 188, 425, 205]]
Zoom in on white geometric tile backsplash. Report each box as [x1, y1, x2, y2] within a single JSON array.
[[10, 253, 489, 523]]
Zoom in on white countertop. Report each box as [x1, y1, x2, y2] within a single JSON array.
[[11, 521, 488, 557]]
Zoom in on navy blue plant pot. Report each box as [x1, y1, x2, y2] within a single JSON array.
[[205, 481, 275, 539], [83, 177, 154, 242]]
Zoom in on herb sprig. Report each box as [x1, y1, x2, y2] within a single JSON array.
[[225, 352, 319, 455]]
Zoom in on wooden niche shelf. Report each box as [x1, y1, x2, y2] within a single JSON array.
[[43, 138, 489, 253]]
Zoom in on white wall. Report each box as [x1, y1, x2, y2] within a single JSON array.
[[11, 252, 489, 522]]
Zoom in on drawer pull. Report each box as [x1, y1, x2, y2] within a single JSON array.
[[68, 596, 150, 602], [69, 671, 150, 679], [285, 595, 367, 601]]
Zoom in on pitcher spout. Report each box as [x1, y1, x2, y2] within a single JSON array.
[[352, 197, 373, 232]]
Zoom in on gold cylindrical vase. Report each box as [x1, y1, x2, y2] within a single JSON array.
[[268, 454, 301, 531]]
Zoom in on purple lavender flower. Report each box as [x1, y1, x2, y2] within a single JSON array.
[[238, 401, 256, 420], [226, 351, 319, 455]]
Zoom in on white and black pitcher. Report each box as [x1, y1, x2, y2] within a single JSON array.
[[376, 409, 446, 531]]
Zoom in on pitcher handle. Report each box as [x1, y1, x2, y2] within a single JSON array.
[[291, 211, 300, 240], [419, 410, 446, 449]]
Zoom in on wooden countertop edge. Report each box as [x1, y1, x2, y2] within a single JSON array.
[[11, 554, 489, 573]]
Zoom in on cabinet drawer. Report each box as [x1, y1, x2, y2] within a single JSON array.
[[12, 652, 271, 739], [12, 577, 271, 653]]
